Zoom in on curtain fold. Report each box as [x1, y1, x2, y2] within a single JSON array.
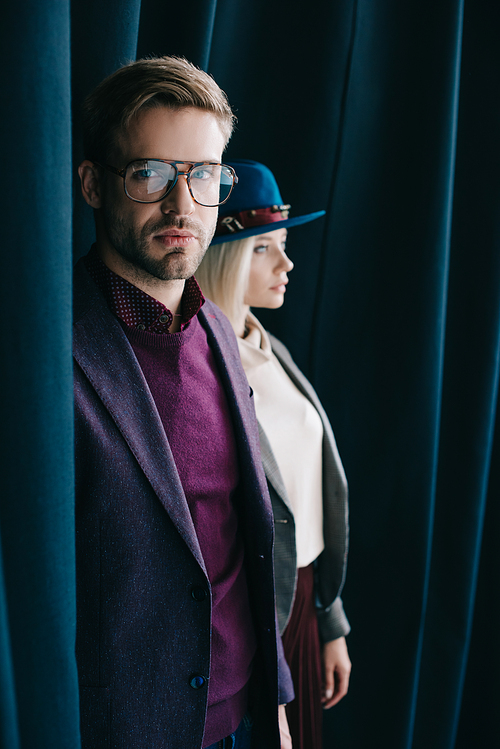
[[71, 0, 143, 261], [415, 0, 500, 744], [0, 1, 79, 746], [1, 0, 498, 746], [137, 0, 218, 70], [455, 407, 500, 747], [0, 542, 19, 749], [305, 2, 469, 745]]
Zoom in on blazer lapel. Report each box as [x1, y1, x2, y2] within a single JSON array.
[[257, 424, 293, 514], [198, 303, 274, 529], [73, 261, 206, 574]]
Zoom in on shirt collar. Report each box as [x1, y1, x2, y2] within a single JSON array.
[[237, 312, 274, 371], [84, 246, 205, 334]]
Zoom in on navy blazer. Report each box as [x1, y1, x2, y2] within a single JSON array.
[[73, 259, 293, 749]]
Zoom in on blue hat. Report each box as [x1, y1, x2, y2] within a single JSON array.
[[210, 159, 325, 245]]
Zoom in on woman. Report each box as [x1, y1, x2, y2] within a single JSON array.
[[196, 160, 351, 749]]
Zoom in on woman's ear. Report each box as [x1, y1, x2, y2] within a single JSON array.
[[78, 160, 103, 208]]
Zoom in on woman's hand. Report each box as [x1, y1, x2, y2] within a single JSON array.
[[278, 704, 293, 749], [321, 636, 351, 709]]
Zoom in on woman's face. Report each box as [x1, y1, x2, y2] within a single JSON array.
[[244, 228, 293, 309]]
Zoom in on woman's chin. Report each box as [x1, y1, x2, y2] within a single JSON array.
[[263, 293, 286, 310], [246, 292, 287, 310]]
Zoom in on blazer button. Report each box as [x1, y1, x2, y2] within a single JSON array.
[[189, 674, 207, 689], [191, 585, 207, 602]]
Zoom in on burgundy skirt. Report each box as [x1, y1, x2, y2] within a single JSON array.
[[281, 564, 323, 749]]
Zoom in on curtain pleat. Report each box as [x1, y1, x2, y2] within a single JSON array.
[[0, 0, 79, 746]]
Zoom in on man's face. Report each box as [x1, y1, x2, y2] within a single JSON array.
[[97, 107, 226, 282]]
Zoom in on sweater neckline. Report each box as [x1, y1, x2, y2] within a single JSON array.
[[123, 314, 199, 349]]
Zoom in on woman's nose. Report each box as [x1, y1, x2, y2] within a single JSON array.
[[276, 250, 293, 272]]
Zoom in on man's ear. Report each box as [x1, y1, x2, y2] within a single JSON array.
[[78, 160, 103, 208]]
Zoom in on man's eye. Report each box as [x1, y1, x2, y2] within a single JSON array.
[[191, 168, 213, 181], [132, 169, 157, 181]]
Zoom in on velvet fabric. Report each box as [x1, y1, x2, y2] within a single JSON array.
[[1, 1, 499, 747]]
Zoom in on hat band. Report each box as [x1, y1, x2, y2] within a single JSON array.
[[215, 204, 291, 237]]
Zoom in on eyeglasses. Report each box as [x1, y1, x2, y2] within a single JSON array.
[[96, 159, 238, 207]]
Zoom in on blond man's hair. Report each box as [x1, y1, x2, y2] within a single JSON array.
[[196, 237, 255, 336], [82, 56, 235, 163]]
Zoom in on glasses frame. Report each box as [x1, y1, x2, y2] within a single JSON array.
[[95, 159, 238, 207]]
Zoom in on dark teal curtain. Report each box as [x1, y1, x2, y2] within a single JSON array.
[[0, 1, 78, 747], [1, 1, 498, 747]]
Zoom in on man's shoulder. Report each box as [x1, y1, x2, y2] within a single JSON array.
[[197, 299, 251, 391], [73, 255, 103, 324], [199, 297, 232, 326], [198, 298, 238, 349], [72, 257, 124, 370]]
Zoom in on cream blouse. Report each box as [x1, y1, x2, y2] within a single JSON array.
[[237, 313, 324, 568]]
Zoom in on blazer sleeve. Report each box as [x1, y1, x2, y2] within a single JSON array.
[[277, 615, 295, 704], [316, 596, 351, 642]]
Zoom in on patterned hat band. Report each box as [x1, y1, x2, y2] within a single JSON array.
[[216, 204, 292, 237]]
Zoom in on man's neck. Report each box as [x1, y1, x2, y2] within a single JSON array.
[[97, 243, 185, 333]]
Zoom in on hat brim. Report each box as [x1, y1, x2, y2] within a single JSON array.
[[209, 210, 326, 246]]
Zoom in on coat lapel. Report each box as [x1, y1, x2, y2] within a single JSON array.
[[269, 335, 326, 418], [73, 261, 206, 574], [257, 424, 293, 514], [198, 303, 274, 530]]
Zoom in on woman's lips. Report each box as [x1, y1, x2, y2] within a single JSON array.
[[270, 282, 288, 293]]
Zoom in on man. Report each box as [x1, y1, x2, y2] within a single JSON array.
[[74, 57, 293, 749]]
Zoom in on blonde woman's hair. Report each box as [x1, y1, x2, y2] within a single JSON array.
[[196, 237, 255, 335]]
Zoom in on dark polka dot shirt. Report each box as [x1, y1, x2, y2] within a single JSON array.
[[84, 246, 205, 333]]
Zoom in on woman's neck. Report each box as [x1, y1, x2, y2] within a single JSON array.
[[237, 304, 251, 338]]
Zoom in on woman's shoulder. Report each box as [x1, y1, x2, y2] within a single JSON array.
[[265, 331, 298, 370], [264, 330, 321, 406]]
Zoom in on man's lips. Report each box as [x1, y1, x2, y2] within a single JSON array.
[[154, 229, 197, 247]]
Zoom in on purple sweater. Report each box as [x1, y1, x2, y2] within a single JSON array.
[[125, 318, 257, 744]]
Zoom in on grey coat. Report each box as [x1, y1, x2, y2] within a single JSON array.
[[260, 334, 350, 643]]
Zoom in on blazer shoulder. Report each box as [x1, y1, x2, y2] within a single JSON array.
[[199, 298, 238, 342], [267, 332, 294, 364], [198, 299, 244, 368], [73, 256, 105, 324], [267, 332, 316, 396], [267, 332, 312, 389]]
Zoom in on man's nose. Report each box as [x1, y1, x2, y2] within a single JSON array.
[[160, 173, 195, 216]]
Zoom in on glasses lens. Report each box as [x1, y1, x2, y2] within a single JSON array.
[[189, 164, 234, 206], [125, 160, 176, 202]]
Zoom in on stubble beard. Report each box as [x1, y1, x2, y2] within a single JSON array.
[[103, 209, 215, 282]]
